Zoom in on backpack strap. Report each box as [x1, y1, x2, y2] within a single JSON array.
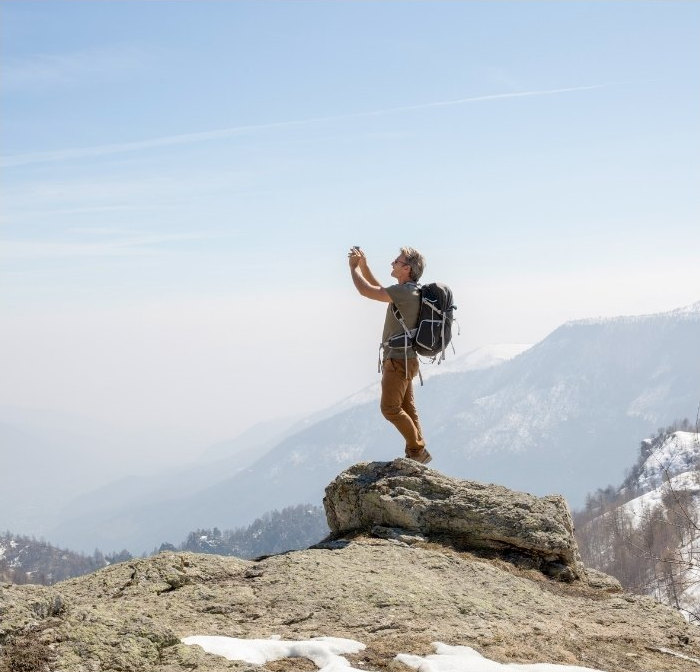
[[420, 293, 459, 363], [392, 304, 412, 381], [379, 282, 422, 384], [392, 303, 411, 337], [379, 303, 422, 384]]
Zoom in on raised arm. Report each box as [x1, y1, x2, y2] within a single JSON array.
[[348, 248, 391, 302], [359, 253, 381, 287]]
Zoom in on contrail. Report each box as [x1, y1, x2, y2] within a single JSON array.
[[1, 84, 606, 168], [351, 84, 607, 115]]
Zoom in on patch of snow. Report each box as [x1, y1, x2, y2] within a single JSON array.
[[637, 432, 700, 491], [622, 470, 700, 527], [182, 636, 364, 669], [609, 440, 700, 623], [657, 527, 700, 624], [398, 643, 606, 671], [182, 636, 607, 672]]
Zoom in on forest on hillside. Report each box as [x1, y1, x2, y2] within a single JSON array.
[[166, 504, 328, 558], [0, 533, 131, 585], [1, 504, 328, 586], [574, 419, 700, 622]]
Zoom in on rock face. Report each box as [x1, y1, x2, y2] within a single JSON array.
[[324, 459, 585, 581], [2, 462, 698, 672], [0, 542, 696, 672]]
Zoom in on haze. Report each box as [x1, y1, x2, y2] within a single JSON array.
[[2, 2, 698, 465]]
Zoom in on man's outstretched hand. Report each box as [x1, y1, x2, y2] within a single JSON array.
[[348, 246, 365, 270]]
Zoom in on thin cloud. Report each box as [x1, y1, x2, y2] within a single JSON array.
[[2, 44, 154, 90], [0, 232, 222, 261], [1, 85, 607, 168]]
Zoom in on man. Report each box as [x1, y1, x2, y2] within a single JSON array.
[[348, 246, 431, 464]]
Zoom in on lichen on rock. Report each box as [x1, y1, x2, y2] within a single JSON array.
[[1, 462, 697, 672], [323, 458, 586, 581]]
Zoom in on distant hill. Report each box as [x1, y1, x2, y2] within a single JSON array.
[[175, 504, 328, 559], [0, 532, 131, 585], [0, 407, 204, 537], [4, 302, 696, 556], [1, 505, 328, 586], [45, 302, 700, 554], [42, 343, 531, 552]]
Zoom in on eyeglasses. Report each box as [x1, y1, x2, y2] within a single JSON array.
[[392, 258, 409, 266]]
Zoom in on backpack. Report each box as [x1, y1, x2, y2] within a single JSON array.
[[413, 282, 457, 360], [381, 282, 458, 382]]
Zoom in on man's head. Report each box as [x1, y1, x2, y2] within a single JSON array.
[[393, 246, 425, 282]]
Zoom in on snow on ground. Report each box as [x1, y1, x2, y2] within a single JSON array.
[[615, 431, 700, 530], [671, 543, 700, 623], [181, 636, 606, 672], [181, 636, 364, 669], [614, 445, 700, 623], [622, 470, 700, 527], [658, 533, 700, 624], [397, 643, 605, 672], [637, 432, 700, 491]]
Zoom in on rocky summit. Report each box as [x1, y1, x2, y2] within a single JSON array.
[[1, 462, 699, 672], [324, 459, 587, 582]]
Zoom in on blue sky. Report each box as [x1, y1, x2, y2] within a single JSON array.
[[2, 2, 699, 451]]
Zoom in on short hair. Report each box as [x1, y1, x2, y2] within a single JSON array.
[[400, 246, 425, 282]]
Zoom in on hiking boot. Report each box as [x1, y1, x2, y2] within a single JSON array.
[[416, 448, 432, 465], [407, 448, 432, 465]]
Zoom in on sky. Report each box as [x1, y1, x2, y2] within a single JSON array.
[[2, 1, 699, 458], [182, 636, 609, 671]]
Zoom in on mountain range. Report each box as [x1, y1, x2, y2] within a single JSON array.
[[27, 301, 699, 554]]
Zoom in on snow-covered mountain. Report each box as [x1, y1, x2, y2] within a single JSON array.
[[45, 303, 700, 554], [301, 343, 533, 418], [634, 431, 700, 493], [576, 429, 700, 622], [616, 431, 700, 527]]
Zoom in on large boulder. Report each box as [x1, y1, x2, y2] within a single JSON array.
[[323, 458, 585, 581]]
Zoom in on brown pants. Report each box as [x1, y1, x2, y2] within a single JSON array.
[[380, 357, 425, 456]]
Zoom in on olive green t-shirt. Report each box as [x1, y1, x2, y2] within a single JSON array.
[[382, 282, 420, 360]]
